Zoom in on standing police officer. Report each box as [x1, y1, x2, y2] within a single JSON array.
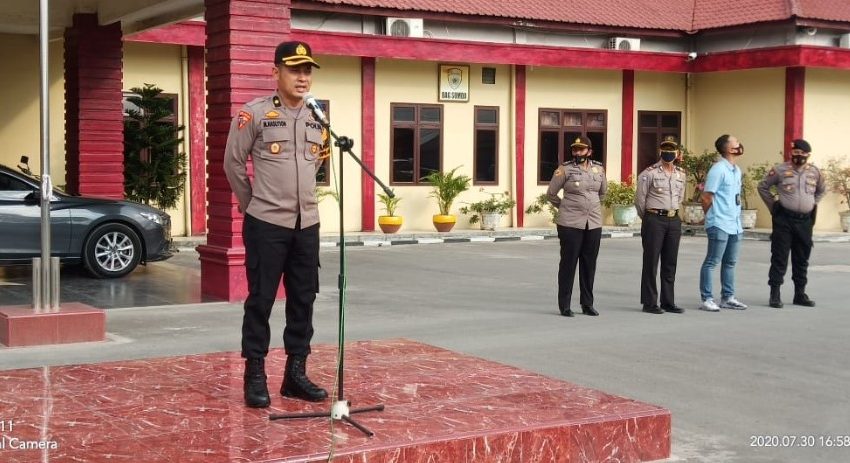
[[635, 136, 687, 314], [224, 41, 330, 408], [547, 136, 607, 317], [758, 138, 825, 308]]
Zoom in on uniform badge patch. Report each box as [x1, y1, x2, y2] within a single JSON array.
[[311, 144, 319, 154], [554, 168, 563, 177], [237, 111, 252, 130], [783, 170, 794, 177], [265, 111, 280, 119], [270, 142, 281, 154], [592, 167, 599, 174]]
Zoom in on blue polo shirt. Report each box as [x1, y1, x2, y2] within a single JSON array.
[[703, 157, 743, 235]]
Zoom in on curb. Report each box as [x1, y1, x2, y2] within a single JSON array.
[[173, 226, 849, 250]]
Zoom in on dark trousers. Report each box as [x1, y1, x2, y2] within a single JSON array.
[[241, 214, 320, 359], [557, 224, 602, 310], [640, 214, 682, 308], [769, 206, 813, 289]]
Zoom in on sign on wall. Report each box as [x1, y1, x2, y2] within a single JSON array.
[[438, 64, 470, 102]]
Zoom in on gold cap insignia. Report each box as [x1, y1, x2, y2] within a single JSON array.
[[575, 137, 581, 144], [296, 44, 307, 56]]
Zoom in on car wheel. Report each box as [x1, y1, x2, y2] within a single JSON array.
[[83, 223, 142, 278]]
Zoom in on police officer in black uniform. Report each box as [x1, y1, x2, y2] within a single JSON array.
[[635, 136, 687, 314], [758, 138, 826, 308], [224, 41, 331, 408], [547, 136, 607, 317]]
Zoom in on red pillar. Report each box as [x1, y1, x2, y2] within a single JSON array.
[[64, 14, 124, 198], [198, 0, 291, 301], [361, 57, 376, 231], [188, 46, 207, 236], [784, 66, 805, 162], [621, 70, 635, 181], [515, 65, 526, 228]]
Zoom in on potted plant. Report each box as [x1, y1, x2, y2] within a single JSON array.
[[424, 166, 471, 232], [459, 190, 516, 230], [525, 192, 559, 224], [377, 191, 403, 234], [740, 162, 771, 229], [602, 176, 637, 226], [679, 148, 718, 225], [824, 158, 850, 232]]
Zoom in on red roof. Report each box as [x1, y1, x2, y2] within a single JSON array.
[[304, 0, 850, 32]]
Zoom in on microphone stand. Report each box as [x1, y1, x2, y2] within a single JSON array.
[[269, 119, 392, 437]]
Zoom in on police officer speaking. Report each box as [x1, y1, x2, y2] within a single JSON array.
[[547, 136, 607, 317], [635, 136, 687, 314], [758, 138, 826, 308], [224, 41, 331, 408]]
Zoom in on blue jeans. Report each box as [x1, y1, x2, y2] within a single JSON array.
[[700, 227, 742, 301]]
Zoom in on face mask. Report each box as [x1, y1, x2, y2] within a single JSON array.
[[792, 155, 808, 166], [573, 154, 589, 164], [660, 150, 677, 163]]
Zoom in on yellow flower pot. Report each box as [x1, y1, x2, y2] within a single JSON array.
[[432, 214, 456, 232], [378, 215, 402, 234]]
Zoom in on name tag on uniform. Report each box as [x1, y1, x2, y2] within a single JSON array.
[[305, 121, 323, 130], [262, 120, 287, 128]]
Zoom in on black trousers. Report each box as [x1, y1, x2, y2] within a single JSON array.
[[640, 214, 682, 308], [768, 206, 813, 289], [241, 214, 320, 359], [557, 224, 602, 310]]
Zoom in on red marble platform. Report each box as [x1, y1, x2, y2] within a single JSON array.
[[0, 303, 105, 347], [0, 340, 670, 462]]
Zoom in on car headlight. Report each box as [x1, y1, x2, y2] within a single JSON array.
[[140, 211, 166, 225]]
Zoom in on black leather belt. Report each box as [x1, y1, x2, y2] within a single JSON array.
[[779, 206, 811, 220], [647, 209, 679, 218]]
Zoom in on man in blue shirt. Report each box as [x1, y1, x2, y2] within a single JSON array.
[[698, 134, 747, 311]]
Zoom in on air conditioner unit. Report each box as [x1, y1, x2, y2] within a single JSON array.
[[608, 37, 640, 51], [386, 18, 424, 38], [840, 33, 850, 49]]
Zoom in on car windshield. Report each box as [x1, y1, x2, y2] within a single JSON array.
[[1, 164, 68, 194]]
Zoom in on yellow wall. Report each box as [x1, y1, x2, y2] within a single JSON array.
[[634, 71, 688, 163], [311, 55, 363, 232], [691, 68, 785, 228], [523, 67, 623, 228], [123, 42, 189, 236], [804, 68, 850, 231], [0, 34, 65, 181], [375, 60, 513, 232]]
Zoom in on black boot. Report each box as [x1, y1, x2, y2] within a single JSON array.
[[281, 355, 328, 402], [559, 307, 574, 317], [793, 288, 815, 307], [243, 358, 270, 408], [769, 286, 783, 308]]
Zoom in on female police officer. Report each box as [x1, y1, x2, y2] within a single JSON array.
[[547, 136, 607, 317]]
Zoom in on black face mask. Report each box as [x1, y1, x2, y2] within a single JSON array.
[[573, 154, 589, 164], [660, 150, 677, 163], [792, 155, 808, 166]]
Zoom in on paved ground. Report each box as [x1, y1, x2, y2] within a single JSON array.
[[2, 236, 849, 462]]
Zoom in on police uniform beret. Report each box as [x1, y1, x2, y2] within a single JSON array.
[[659, 135, 679, 150], [570, 135, 592, 149], [791, 138, 811, 153], [274, 41, 320, 68]]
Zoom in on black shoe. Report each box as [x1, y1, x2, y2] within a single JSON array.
[[281, 355, 328, 402], [581, 305, 599, 316], [244, 358, 271, 408], [642, 305, 664, 314], [662, 305, 685, 314], [793, 293, 815, 307], [559, 307, 574, 317], [769, 286, 783, 308]]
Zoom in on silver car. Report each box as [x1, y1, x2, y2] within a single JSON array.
[[0, 164, 173, 278]]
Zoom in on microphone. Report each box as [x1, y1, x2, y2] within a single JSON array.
[[303, 93, 329, 127]]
